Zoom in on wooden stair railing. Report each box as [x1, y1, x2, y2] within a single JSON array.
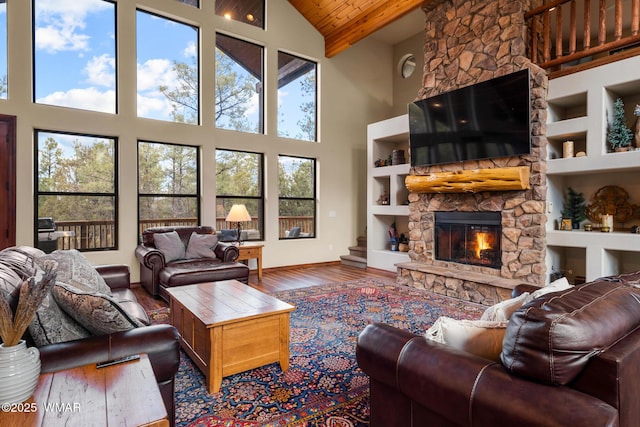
[[526, 0, 640, 75]]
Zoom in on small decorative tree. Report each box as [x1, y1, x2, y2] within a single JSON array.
[[608, 98, 633, 151], [562, 187, 587, 229]]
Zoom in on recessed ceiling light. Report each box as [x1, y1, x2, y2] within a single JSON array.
[[224, 12, 232, 20]]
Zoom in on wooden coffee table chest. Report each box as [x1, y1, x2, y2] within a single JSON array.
[[165, 280, 295, 393]]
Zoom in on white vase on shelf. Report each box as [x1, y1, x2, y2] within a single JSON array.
[[0, 340, 41, 404]]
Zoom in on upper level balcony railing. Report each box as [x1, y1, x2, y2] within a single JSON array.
[[526, 0, 640, 77], [52, 216, 314, 251]]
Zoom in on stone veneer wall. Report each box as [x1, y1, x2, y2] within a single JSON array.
[[397, 0, 548, 304]]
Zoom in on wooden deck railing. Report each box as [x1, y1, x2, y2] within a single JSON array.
[[53, 216, 314, 250], [526, 0, 640, 74]]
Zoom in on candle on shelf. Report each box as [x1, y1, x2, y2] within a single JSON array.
[[563, 141, 574, 158]]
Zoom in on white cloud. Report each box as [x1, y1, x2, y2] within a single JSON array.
[[34, 0, 111, 53], [35, 25, 89, 52], [136, 93, 173, 119], [84, 54, 115, 87], [137, 58, 175, 91], [183, 41, 197, 58], [36, 87, 115, 114], [136, 59, 179, 120]]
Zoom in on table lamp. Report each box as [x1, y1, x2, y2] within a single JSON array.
[[225, 204, 251, 245]]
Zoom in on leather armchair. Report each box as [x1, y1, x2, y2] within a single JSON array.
[[135, 225, 249, 301]]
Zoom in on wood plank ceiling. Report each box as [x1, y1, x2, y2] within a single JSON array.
[[288, 0, 427, 57]]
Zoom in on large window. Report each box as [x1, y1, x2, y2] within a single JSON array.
[[277, 52, 317, 141], [278, 155, 315, 239], [215, 33, 263, 133], [215, 0, 265, 29], [138, 141, 200, 234], [137, 10, 199, 124], [35, 131, 117, 251], [215, 149, 264, 241], [33, 0, 116, 113]]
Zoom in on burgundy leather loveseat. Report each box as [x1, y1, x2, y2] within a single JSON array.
[[135, 225, 249, 301], [357, 272, 640, 427], [0, 246, 180, 426]]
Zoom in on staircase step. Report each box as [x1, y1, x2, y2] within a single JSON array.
[[340, 254, 367, 269], [356, 236, 367, 247], [348, 245, 367, 258]]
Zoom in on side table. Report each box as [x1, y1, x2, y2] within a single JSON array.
[[0, 353, 168, 427], [236, 243, 263, 280]]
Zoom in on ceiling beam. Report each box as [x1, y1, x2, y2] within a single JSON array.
[[324, 0, 427, 57]]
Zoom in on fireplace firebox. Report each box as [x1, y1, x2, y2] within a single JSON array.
[[434, 212, 502, 269]]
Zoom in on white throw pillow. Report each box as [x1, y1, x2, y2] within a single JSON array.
[[185, 232, 218, 259], [480, 292, 530, 322], [153, 231, 186, 262], [425, 317, 507, 362]]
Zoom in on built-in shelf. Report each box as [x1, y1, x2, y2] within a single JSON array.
[[545, 54, 640, 283], [367, 115, 411, 272]]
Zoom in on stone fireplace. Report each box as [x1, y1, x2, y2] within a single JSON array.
[[396, 0, 548, 305]]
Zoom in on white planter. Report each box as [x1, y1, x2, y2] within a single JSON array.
[[0, 340, 41, 404]]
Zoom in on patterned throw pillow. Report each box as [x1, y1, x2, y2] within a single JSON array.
[[52, 282, 144, 335], [185, 232, 218, 259], [153, 231, 186, 262], [21, 263, 92, 346], [36, 250, 112, 295], [29, 290, 92, 346]]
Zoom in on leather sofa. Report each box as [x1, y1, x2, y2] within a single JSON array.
[[0, 246, 181, 426], [357, 273, 640, 427], [135, 225, 250, 301]]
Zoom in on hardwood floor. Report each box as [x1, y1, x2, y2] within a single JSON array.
[[132, 262, 396, 312]]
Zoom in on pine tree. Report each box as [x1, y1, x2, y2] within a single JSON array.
[[562, 187, 587, 228], [608, 98, 633, 151]]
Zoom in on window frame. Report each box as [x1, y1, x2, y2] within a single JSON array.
[[34, 129, 119, 252], [137, 140, 201, 234], [33, 0, 117, 113], [215, 148, 265, 242], [277, 51, 318, 142], [278, 154, 316, 240], [214, 32, 264, 134], [136, 8, 200, 124]]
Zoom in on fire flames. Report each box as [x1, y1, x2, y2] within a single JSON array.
[[473, 231, 494, 260]]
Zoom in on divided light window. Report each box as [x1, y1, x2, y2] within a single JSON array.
[[277, 52, 317, 142], [33, 0, 116, 113], [215, 149, 264, 241], [215, 0, 265, 29], [215, 33, 264, 134], [35, 130, 117, 251], [0, 1, 6, 100], [136, 10, 199, 124], [278, 155, 316, 239], [138, 141, 200, 234]]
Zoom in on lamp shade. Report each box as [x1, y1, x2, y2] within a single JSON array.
[[226, 204, 251, 222]]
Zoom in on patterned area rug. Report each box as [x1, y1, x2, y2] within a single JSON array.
[[149, 278, 485, 427]]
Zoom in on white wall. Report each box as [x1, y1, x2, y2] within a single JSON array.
[[2, 0, 395, 280], [391, 32, 425, 117]]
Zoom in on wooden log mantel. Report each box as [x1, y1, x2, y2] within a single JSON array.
[[405, 166, 531, 193]]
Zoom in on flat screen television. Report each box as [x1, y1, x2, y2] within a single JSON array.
[[409, 69, 531, 167]]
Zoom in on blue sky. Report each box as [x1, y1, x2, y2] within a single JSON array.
[[28, 0, 313, 138]]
